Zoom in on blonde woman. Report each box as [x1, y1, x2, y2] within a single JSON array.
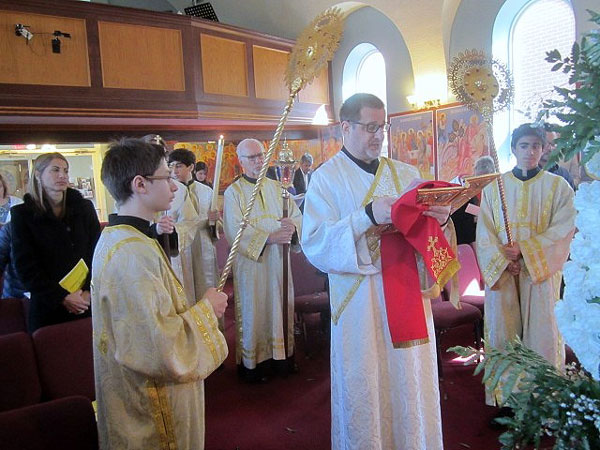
[[0, 172, 23, 224], [11, 153, 100, 332]]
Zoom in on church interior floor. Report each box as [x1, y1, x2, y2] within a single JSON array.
[[204, 306, 535, 450]]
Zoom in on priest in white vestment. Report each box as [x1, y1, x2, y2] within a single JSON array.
[[223, 138, 302, 380], [169, 149, 219, 308], [477, 123, 575, 406], [302, 94, 450, 450], [93, 139, 228, 450]]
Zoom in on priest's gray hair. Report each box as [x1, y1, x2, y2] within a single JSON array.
[[300, 153, 313, 165], [236, 138, 265, 158], [474, 155, 495, 176]]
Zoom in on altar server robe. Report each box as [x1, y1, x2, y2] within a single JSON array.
[[166, 179, 199, 307], [476, 170, 575, 405], [92, 224, 228, 450], [223, 176, 302, 369], [185, 180, 219, 301], [167, 179, 218, 310], [301, 151, 444, 450]]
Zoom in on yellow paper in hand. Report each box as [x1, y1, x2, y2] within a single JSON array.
[[59, 259, 89, 293]]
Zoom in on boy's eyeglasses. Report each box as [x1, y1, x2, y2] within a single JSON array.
[[142, 174, 173, 182]]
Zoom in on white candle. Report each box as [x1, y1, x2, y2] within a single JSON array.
[[210, 135, 225, 222]]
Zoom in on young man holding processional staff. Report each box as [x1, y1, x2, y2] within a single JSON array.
[[167, 142, 222, 309], [476, 123, 575, 407]]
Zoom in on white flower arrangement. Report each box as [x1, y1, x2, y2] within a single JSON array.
[[555, 179, 600, 381]]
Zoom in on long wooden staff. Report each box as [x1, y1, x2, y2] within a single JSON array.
[[281, 191, 290, 358], [482, 117, 513, 245], [216, 7, 344, 291]]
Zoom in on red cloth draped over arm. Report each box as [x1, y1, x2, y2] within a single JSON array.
[[380, 181, 461, 348]]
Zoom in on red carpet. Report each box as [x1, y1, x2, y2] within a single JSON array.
[[204, 308, 506, 449]]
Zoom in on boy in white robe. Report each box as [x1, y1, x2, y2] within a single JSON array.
[[92, 138, 228, 450], [477, 123, 575, 406], [168, 149, 219, 308]]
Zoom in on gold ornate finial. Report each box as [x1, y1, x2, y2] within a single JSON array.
[[448, 49, 515, 245], [285, 7, 344, 92], [448, 49, 513, 120], [216, 9, 345, 291]]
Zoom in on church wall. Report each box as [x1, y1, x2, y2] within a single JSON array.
[[449, 0, 599, 75], [0, 0, 332, 128], [330, 6, 415, 119]]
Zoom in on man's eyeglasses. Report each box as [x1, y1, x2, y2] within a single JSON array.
[[240, 153, 265, 162], [349, 121, 390, 133]]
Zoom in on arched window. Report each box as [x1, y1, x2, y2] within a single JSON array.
[[493, 0, 575, 169], [342, 43, 388, 154]]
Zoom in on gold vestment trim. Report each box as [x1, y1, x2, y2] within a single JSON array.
[[331, 158, 401, 325], [436, 258, 461, 292], [146, 380, 178, 450], [189, 306, 220, 368], [197, 300, 227, 361], [483, 251, 506, 286], [393, 337, 430, 348]]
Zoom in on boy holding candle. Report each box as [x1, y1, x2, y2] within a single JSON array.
[[168, 148, 220, 308]]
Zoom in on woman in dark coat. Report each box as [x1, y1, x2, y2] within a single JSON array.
[[11, 152, 100, 332]]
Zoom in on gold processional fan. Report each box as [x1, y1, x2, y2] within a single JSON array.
[[216, 8, 345, 291], [448, 49, 516, 245]]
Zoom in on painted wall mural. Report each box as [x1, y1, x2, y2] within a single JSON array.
[[435, 104, 489, 182], [173, 137, 322, 193], [389, 110, 435, 180], [319, 123, 343, 165], [387, 103, 490, 182]]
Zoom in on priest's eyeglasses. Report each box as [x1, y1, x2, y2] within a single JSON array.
[[240, 152, 265, 162], [350, 121, 390, 133]]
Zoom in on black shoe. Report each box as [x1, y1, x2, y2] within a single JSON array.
[[237, 364, 268, 384], [489, 406, 514, 429], [274, 356, 298, 377]]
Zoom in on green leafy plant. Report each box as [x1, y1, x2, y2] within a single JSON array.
[[450, 340, 600, 450], [538, 10, 600, 166]]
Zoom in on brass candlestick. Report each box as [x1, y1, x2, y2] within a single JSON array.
[[217, 8, 344, 291], [275, 140, 298, 359]]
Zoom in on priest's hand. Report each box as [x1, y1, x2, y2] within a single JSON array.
[[372, 196, 397, 224], [267, 218, 295, 244], [423, 205, 451, 225], [503, 242, 521, 261], [507, 260, 521, 276], [156, 215, 175, 235], [63, 289, 90, 315], [204, 287, 228, 318]]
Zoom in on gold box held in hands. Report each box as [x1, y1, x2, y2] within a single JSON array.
[[416, 173, 500, 214]]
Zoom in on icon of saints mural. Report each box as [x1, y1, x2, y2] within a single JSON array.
[[435, 105, 489, 182], [176, 142, 242, 194], [389, 111, 435, 180]]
